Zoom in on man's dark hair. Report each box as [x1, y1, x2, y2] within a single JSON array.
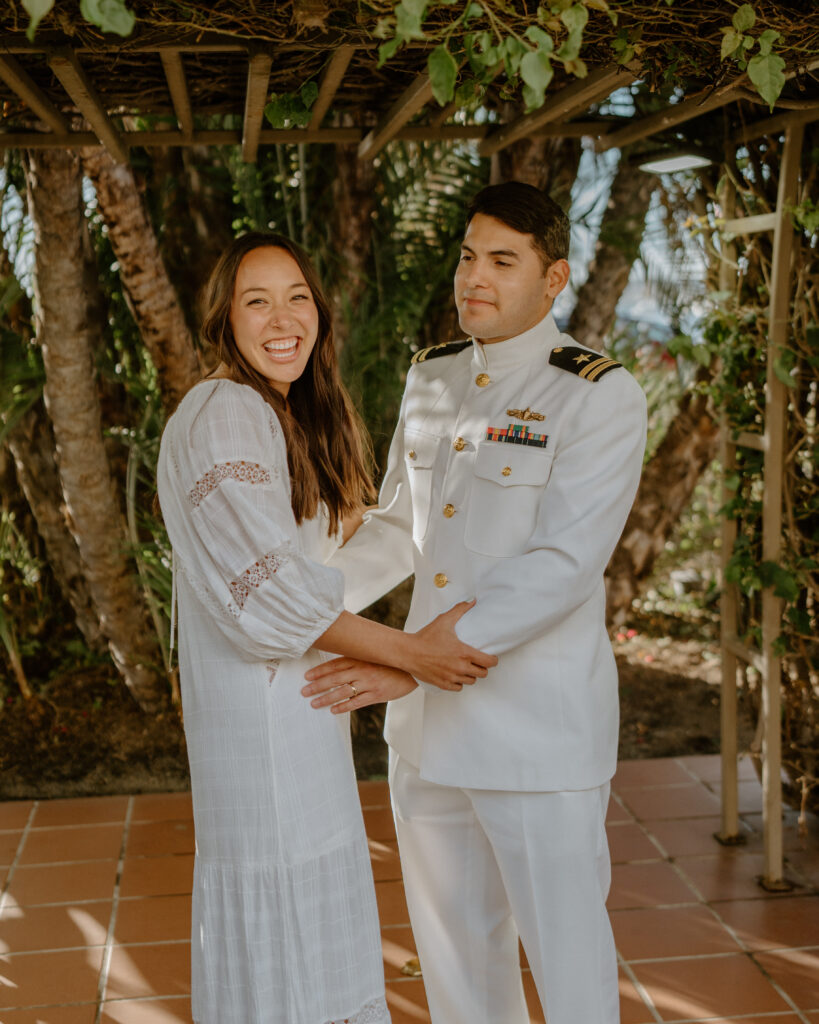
[[466, 181, 570, 271]]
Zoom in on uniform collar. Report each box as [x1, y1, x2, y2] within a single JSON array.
[[471, 313, 561, 375]]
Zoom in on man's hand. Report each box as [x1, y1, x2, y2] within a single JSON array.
[[303, 659, 417, 713]]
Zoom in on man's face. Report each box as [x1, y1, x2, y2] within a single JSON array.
[[454, 213, 569, 344]]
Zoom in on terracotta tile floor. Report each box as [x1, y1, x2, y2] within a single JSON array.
[[0, 754, 817, 1024]]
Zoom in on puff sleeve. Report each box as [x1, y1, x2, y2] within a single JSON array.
[[156, 380, 344, 662]]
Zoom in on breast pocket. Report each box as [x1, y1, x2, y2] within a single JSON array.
[[404, 428, 441, 546], [464, 442, 553, 557]]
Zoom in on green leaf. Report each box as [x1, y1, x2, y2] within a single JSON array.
[[22, 0, 54, 40], [264, 96, 289, 129], [759, 562, 799, 602], [773, 346, 797, 388], [378, 36, 403, 66], [428, 44, 458, 105], [395, 0, 427, 40], [721, 27, 743, 61], [79, 0, 135, 36], [560, 3, 589, 35], [747, 52, 786, 109], [732, 3, 756, 32], [524, 25, 554, 53], [465, 2, 484, 19], [757, 28, 780, 57], [502, 35, 526, 76], [301, 80, 319, 108], [520, 50, 553, 110]]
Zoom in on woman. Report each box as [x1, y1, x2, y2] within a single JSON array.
[[156, 233, 494, 1024]]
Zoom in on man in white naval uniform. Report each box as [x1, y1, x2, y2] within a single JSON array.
[[304, 182, 647, 1024]]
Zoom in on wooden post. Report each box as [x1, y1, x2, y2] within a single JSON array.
[[759, 120, 803, 890], [717, 173, 742, 844]]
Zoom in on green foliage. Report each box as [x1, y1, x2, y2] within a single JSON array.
[[264, 82, 319, 129], [376, 1, 605, 112], [22, 0, 135, 38], [719, 3, 785, 108]]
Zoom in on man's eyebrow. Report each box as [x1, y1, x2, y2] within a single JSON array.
[[460, 243, 520, 259]]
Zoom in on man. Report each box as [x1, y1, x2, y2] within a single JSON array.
[[305, 181, 647, 1024]]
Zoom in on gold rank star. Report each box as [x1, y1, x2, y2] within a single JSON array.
[[573, 354, 592, 364]]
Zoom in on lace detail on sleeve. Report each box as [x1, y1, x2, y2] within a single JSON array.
[[188, 461, 273, 509], [228, 548, 292, 615], [324, 996, 391, 1024]]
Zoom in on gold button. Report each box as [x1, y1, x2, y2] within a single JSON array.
[[433, 572, 448, 588], [553, 346, 563, 353], [443, 503, 455, 518], [502, 466, 512, 477], [475, 372, 490, 387], [453, 437, 466, 452], [408, 450, 417, 460]]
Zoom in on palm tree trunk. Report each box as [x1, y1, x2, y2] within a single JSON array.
[[605, 374, 719, 625], [495, 134, 582, 210], [81, 147, 200, 414], [568, 154, 657, 350], [6, 401, 105, 652], [25, 148, 165, 711], [328, 144, 378, 350]]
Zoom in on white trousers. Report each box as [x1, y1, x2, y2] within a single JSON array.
[[390, 754, 619, 1024]]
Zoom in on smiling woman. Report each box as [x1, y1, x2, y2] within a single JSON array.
[[228, 246, 319, 396]]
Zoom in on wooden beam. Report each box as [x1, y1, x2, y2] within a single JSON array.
[[0, 121, 617, 151], [48, 49, 128, 163], [479, 66, 633, 156], [358, 71, 434, 160], [0, 127, 363, 150], [722, 212, 777, 235], [308, 44, 355, 129], [732, 103, 819, 144], [159, 49, 194, 139], [596, 80, 743, 152], [241, 52, 272, 164], [0, 54, 69, 134]]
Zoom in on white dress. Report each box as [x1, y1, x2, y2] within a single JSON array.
[[156, 379, 390, 1024]]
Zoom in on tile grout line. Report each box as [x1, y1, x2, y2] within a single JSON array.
[[616, 955, 663, 1024], [0, 800, 39, 916], [94, 794, 134, 1024]]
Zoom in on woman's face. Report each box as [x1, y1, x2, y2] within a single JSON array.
[[229, 246, 320, 397]]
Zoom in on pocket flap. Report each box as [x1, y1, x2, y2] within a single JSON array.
[[404, 429, 439, 469], [473, 441, 552, 487]]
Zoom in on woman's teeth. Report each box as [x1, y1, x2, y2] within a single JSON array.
[[263, 339, 299, 359]]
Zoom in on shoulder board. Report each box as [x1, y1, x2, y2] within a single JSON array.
[[411, 339, 472, 365], [549, 345, 621, 382]]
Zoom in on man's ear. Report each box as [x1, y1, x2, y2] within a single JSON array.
[[545, 258, 570, 299], [544, 258, 569, 301]]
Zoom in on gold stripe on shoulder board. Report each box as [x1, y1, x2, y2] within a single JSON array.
[[579, 356, 618, 381]]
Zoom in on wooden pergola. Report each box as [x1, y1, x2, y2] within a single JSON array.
[[1, 3, 818, 889]]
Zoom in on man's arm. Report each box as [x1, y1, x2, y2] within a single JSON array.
[[455, 373, 647, 655], [329, 395, 415, 612]]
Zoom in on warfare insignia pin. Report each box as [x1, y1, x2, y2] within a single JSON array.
[[507, 407, 545, 422]]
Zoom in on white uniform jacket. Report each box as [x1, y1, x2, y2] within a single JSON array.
[[330, 313, 647, 792]]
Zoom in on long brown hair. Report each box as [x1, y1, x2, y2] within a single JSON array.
[[200, 232, 375, 533]]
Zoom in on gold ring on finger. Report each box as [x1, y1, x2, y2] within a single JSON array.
[[349, 683, 359, 698]]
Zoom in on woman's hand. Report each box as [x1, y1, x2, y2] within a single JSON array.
[[340, 504, 377, 545], [403, 600, 497, 690], [302, 659, 417, 713]]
